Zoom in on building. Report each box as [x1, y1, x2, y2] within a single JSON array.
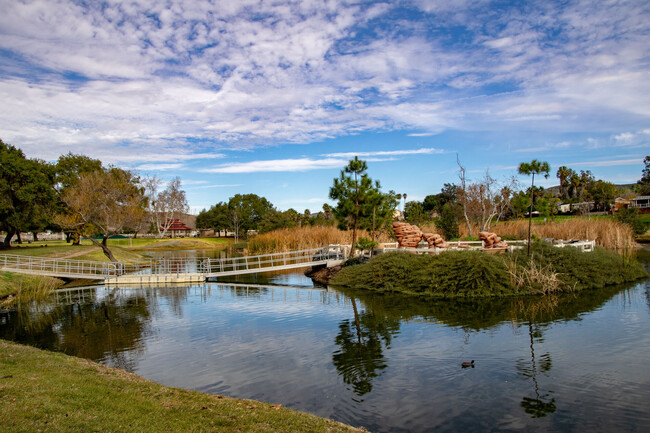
[[630, 196, 650, 214], [163, 219, 193, 237]]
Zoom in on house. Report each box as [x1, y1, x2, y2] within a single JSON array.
[[557, 203, 571, 213], [163, 219, 193, 237], [613, 197, 631, 211], [630, 196, 650, 214]]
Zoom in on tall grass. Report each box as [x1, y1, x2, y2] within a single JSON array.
[[247, 226, 393, 254], [1, 274, 62, 306], [459, 218, 636, 250]]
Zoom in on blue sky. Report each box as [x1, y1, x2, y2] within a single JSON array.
[[1, 0, 648, 213]]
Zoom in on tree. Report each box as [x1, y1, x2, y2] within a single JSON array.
[[196, 202, 231, 236], [361, 188, 398, 242], [55, 153, 103, 245], [519, 160, 550, 255], [556, 166, 575, 200], [404, 200, 427, 225], [637, 156, 650, 195], [329, 157, 377, 255], [62, 168, 146, 262], [569, 170, 594, 202], [457, 155, 473, 237], [0, 140, 57, 249], [461, 172, 515, 232], [437, 202, 462, 240], [143, 176, 189, 238], [588, 180, 617, 211], [227, 194, 273, 241]]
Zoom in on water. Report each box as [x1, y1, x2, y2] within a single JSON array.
[[1, 253, 650, 432]]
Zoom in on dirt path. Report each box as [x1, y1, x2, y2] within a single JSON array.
[[56, 247, 99, 259]]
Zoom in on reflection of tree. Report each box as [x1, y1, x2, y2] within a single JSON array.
[[332, 297, 400, 398], [56, 295, 151, 371], [333, 283, 628, 331], [0, 290, 152, 372], [516, 322, 556, 418]]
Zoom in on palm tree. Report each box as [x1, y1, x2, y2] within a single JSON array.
[[518, 160, 550, 256]]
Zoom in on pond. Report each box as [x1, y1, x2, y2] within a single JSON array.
[[1, 249, 650, 433]]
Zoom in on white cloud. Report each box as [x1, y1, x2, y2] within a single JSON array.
[[0, 0, 649, 163], [200, 158, 349, 173], [561, 158, 643, 168], [323, 148, 445, 158]]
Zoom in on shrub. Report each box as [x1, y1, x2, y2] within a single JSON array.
[[615, 207, 646, 235]]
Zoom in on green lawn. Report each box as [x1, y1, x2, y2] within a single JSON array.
[[0, 340, 364, 433]]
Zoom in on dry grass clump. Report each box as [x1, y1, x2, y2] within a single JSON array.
[[248, 226, 393, 254], [459, 218, 636, 250], [506, 255, 565, 296]]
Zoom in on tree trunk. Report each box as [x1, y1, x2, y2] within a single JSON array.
[[527, 174, 534, 256], [16, 232, 22, 244], [32, 231, 39, 242], [87, 235, 118, 262], [1, 227, 15, 249], [351, 211, 358, 257]]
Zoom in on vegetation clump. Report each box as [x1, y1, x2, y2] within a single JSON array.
[[332, 244, 648, 298]]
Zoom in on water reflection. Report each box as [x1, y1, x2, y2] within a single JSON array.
[[517, 323, 556, 418], [332, 297, 400, 399], [0, 270, 649, 432], [0, 288, 151, 371]]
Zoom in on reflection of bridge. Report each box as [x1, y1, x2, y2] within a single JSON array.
[[0, 245, 350, 285]]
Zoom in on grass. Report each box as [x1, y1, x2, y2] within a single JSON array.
[[0, 273, 64, 306], [248, 226, 393, 254], [453, 218, 638, 251], [110, 237, 231, 250], [331, 243, 648, 298], [0, 340, 364, 433]]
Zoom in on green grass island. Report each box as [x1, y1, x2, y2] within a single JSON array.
[[331, 243, 648, 297]]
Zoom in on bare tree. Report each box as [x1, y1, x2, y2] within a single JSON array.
[[457, 155, 473, 237], [144, 176, 189, 238], [463, 172, 515, 231]]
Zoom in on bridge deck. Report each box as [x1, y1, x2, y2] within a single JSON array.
[[0, 245, 349, 282]]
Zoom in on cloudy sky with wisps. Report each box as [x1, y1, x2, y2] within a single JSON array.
[[1, 0, 649, 212]]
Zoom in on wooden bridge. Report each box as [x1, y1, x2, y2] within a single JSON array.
[[0, 245, 350, 285]]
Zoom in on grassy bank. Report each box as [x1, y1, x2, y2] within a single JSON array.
[[331, 243, 648, 297], [0, 340, 364, 433]]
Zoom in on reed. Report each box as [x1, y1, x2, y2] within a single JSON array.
[[459, 218, 636, 251], [1, 274, 62, 306], [247, 226, 393, 254], [506, 254, 564, 296]]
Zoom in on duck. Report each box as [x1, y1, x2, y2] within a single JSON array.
[[461, 360, 475, 368]]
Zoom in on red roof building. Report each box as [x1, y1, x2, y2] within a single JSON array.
[[163, 219, 192, 237]]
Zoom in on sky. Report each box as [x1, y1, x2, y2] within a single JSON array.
[[1, 0, 649, 213]]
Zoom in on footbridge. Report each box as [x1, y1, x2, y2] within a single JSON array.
[[0, 245, 350, 285]]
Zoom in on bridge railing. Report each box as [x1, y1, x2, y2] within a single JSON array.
[[204, 245, 348, 275], [0, 254, 119, 277]]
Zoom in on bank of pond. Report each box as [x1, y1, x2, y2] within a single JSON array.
[[332, 242, 648, 297]]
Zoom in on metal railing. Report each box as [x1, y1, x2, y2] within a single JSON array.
[[380, 239, 596, 254], [0, 245, 350, 281], [0, 254, 151, 279], [204, 245, 349, 277]]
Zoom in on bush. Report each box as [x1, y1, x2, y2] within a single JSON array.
[[615, 207, 647, 235], [332, 245, 648, 298]]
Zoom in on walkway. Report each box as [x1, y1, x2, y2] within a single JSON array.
[[0, 245, 349, 283]]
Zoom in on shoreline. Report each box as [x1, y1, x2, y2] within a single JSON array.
[[0, 339, 366, 433]]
